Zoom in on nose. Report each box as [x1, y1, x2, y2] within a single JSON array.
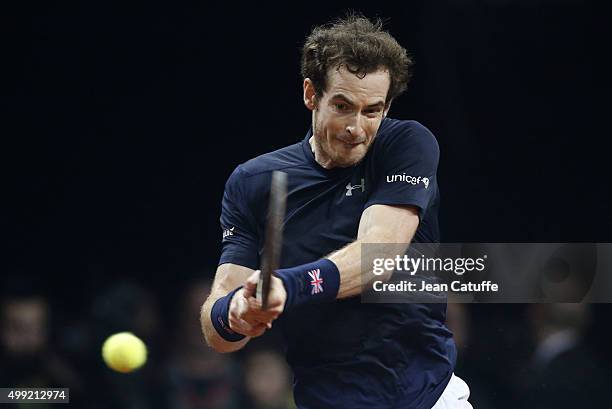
[[346, 114, 366, 140]]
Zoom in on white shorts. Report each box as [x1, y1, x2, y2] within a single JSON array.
[[431, 374, 472, 409]]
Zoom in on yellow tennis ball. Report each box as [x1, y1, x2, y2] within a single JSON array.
[[102, 332, 147, 373]]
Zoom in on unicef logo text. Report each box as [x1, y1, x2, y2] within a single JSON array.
[[386, 173, 429, 189]]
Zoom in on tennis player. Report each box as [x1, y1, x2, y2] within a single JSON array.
[[201, 15, 471, 409]]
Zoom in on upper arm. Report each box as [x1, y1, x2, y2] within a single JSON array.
[[357, 204, 420, 243], [219, 166, 260, 269], [365, 121, 440, 220], [211, 167, 259, 299]]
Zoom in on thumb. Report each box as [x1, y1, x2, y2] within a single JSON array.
[[243, 270, 260, 298]]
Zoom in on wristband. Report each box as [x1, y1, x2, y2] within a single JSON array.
[[275, 259, 340, 311], [211, 286, 246, 342]]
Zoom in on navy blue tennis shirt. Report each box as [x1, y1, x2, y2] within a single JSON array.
[[218, 118, 456, 409]]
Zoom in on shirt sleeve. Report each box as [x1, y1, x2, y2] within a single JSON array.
[[218, 166, 260, 269], [365, 121, 440, 219]]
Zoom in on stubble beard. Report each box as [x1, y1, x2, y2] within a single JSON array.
[[312, 110, 364, 169]]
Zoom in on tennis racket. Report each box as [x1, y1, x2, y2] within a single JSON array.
[[257, 171, 287, 310]]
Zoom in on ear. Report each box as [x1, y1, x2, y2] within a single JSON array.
[[383, 100, 393, 118], [303, 78, 317, 111]]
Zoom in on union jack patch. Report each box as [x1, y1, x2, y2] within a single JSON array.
[[308, 269, 324, 295]]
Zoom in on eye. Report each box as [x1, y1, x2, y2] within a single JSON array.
[[364, 109, 381, 117], [334, 103, 349, 111]]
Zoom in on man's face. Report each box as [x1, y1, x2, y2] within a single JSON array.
[[305, 65, 391, 168]]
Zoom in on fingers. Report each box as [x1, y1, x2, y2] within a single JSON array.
[[246, 296, 282, 322], [267, 276, 287, 314], [242, 270, 260, 298], [243, 271, 281, 320], [238, 298, 277, 328], [229, 316, 267, 337], [226, 271, 285, 338], [229, 294, 267, 337], [243, 275, 285, 323]]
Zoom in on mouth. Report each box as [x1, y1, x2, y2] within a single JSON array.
[[337, 137, 365, 148]]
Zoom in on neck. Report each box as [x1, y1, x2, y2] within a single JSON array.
[[309, 135, 335, 169], [310, 110, 335, 169]]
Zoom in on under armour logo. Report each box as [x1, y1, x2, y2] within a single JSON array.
[[346, 178, 365, 196]]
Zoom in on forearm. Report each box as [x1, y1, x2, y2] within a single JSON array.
[[328, 230, 411, 298], [200, 263, 255, 353], [329, 205, 419, 298], [277, 206, 419, 304]]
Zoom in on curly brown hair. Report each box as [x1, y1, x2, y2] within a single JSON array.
[[301, 14, 413, 105]]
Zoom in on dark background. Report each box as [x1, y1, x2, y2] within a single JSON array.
[[2, 1, 610, 408]]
